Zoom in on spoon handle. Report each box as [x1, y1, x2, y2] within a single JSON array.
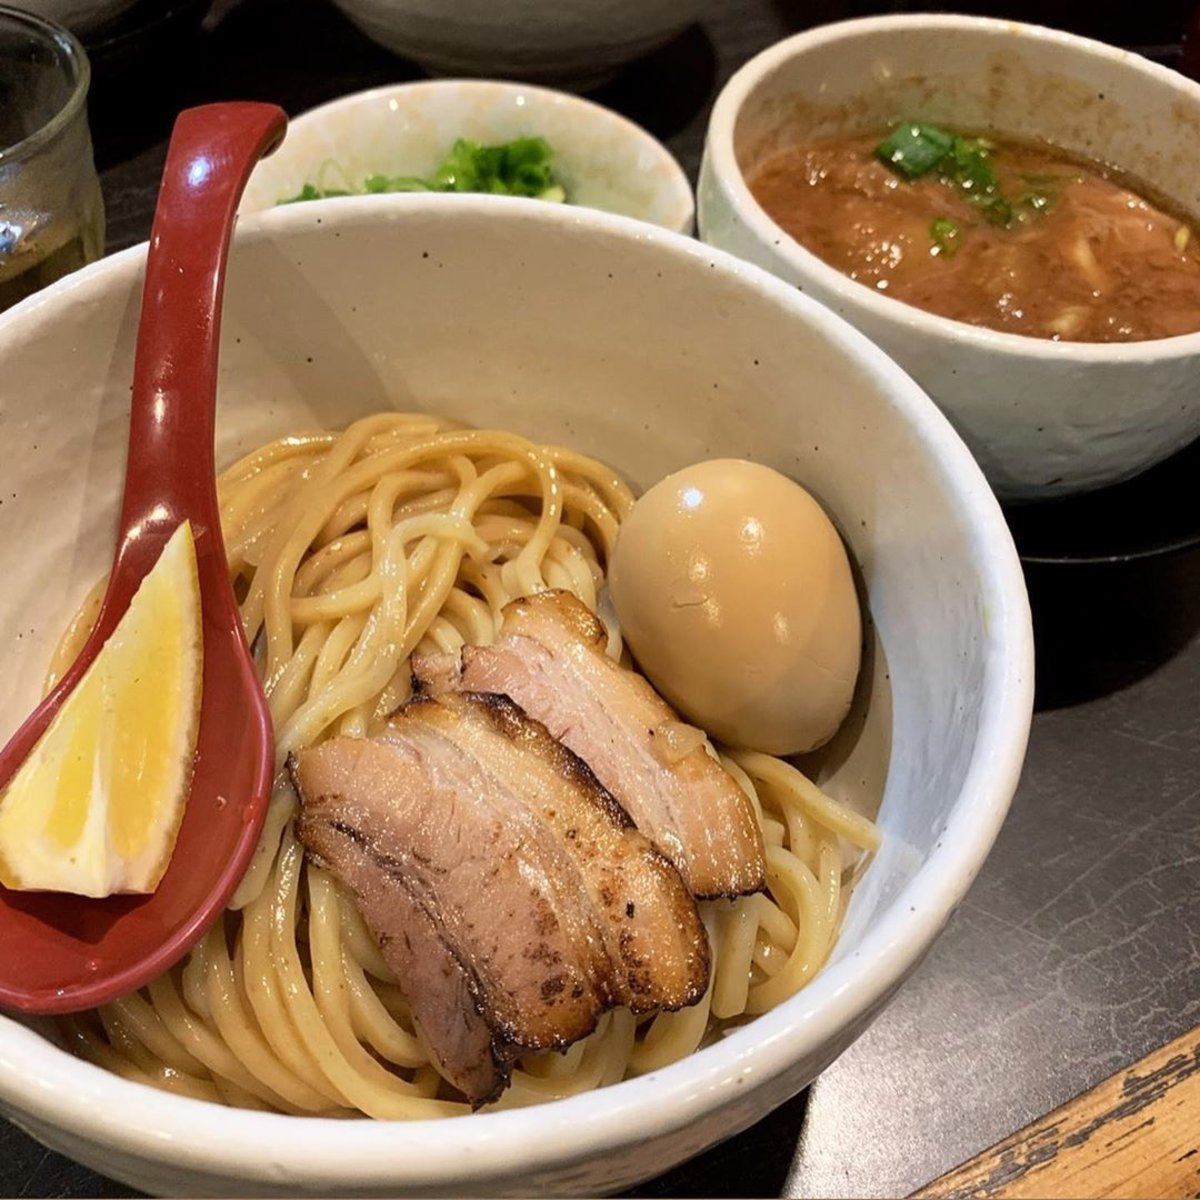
[[108, 102, 287, 615], [0, 103, 285, 794]]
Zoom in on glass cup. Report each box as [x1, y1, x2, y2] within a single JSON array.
[[0, 5, 104, 312]]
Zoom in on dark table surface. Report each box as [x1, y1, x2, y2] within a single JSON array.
[[4, 0, 1199, 1195]]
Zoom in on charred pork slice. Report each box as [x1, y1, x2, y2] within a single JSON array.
[[414, 590, 767, 900], [292, 722, 609, 1106], [432, 691, 709, 1012], [291, 691, 709, 1106]]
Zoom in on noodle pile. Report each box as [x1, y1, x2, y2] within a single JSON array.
[[54, 413, 879, 1117]]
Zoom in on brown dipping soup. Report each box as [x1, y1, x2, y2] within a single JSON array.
[[747, 131, 1200, 342]]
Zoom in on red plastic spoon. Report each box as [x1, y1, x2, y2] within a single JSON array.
[[0, 103, 285, 1014]]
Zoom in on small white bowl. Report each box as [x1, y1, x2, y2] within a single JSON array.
[[241, 79, 695, 235], [0, 196, 1031, 1195], [698, 15, 1200, 501], [324, 0, 698, 88]]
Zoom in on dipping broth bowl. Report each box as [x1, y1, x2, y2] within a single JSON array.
[[698, 15, 1200, 501], [0, 196, 1031, 1195]]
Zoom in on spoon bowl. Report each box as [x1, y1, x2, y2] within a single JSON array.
[[0, 102, 285, 1014]]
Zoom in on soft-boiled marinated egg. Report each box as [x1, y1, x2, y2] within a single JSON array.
[[608, 459, 861, 755]]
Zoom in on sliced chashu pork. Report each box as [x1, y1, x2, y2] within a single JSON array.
[[291, 690, 708, 1106], [414, 590, 767, 900]]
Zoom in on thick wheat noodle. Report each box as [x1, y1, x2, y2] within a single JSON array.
[[107, 990, 205, 1077], [728, 749, 882, 852], [52, 413, 878, 1116], [144, 974, 300, 1112], [711, 900, 757, 1020], [340, 956, 428, 1070]]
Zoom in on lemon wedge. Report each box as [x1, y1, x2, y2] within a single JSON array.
[[0, 522, 203, 897]]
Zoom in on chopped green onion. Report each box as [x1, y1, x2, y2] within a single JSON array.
[[875, 123, 955, 179], [943, 135, 999, 196], [930, 217, 960, 256], [875, 121, 1056, 234], [280, 183, 350, 203], [973, 193, 1013, 226], [279, 136, 567, 205], [362, 174, 432, 193]]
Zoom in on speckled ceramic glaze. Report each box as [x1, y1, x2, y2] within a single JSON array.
[[324, 0, 698, 86], [699, 15, 1200, 500], [240, 79, 694, 235], [0, 197, 1032, 1196]]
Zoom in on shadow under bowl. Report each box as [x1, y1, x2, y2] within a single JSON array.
[[1006, 436, 1200, 708]]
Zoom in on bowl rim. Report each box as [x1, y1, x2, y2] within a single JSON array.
[[0, 193, 1033, 1189], [243, 76, 696, 235], [702, 12, 1200, 362]]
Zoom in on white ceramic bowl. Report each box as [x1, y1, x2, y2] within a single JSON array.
[[0, 196, 1032, 1196], [326, 0, 698, 88], [698, 15, 1200, 501], [240, 79, 694, 235]]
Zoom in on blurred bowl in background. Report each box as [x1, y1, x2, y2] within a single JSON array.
[[240, 79, 695, 234], [83, 0, 209, 70], [6, 0, 138, 40], [325, 0, 701, 88]]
